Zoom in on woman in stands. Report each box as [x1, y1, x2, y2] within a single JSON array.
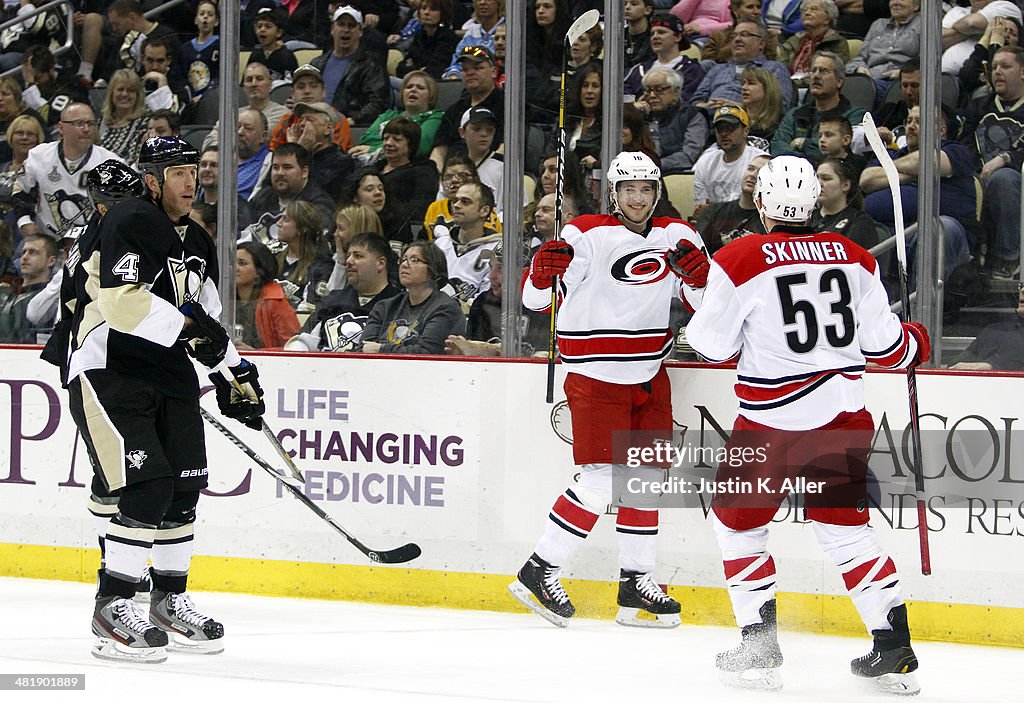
[[275, 200, 333, 307], [98, 69, 149, 165], [235, 240, 302, 350], [622, 103, 661, 166], [374, 117, 440, 241], [567, 62, 603, 173], [395, 0, 460, 81], [811, 157, 879, 249], [740, 66, 784, 140], [777, 0, 849, 89], [0, 114, 43, 218], [343, 168, 414, 243], [351, 71, 444, 162], [0, 76, 45, 163], [359, 241, 466, 355]]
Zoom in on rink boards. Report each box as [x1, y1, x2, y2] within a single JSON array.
[[0, 347, 1022, 648]]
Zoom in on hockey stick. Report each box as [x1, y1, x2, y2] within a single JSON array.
[[214, 362, 305, 486], [862, 112, 931, 576], [546, 8, 602, 404], [200, 407, 422, 564]]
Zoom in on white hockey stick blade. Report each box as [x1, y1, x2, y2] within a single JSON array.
[[566, 9, 601, 47], [862, 112, 908, 267]]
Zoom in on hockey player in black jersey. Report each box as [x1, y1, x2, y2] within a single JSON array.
[[53, 138, 266, 663]]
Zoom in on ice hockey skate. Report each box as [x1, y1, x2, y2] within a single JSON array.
[[716, 600, 784, 691], [508, 553, 575, 628], [149, 590, 225, 654], [91, 595, 168, 664], [615, 570, 681, 628], [851, 604, 920, 696]]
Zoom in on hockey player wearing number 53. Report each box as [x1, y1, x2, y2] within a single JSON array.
[[57, 137, 267, 664], [684, 155, 929, 695], [508, 152, 708, 628]]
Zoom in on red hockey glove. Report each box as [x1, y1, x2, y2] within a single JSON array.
[[529, 240, 574, 289], [665, 239, 710, 289], [903, 321, 930, 367]]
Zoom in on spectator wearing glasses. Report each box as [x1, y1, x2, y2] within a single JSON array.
[[692, 18, 794, 111], [635, 65, 709, 175], [12, 103, 123, 239], [703, 0, 780, 64], [425, 153, 502, 238], [359, 241, 466, 354]]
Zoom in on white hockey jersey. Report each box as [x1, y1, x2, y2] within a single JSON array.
[[686, 227, 920, 430], [432, 223, 500, 309], [522, 214, 705, 384], [14, 142, 123, 236]]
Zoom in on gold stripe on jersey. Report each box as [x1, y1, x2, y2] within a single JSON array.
[[80, 373, 127, 491], [99, 282, 159, 335]]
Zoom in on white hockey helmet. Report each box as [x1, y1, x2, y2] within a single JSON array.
[[607, 151, 661, 224], [753, 155, 819, 224]]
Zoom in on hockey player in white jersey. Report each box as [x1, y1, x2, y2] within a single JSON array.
[[508, 152, 707, 628], [684, 155, 929, 695]]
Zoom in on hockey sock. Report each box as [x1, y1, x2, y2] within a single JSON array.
[[103, 513, 157, 597], [813, 522, 902, 633], [712, 513, 777, 627], [615, 507, 658, 573], [535, 487, 601, 566], [151, 490, 199, 593]]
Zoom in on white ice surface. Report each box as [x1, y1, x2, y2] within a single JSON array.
[[0, 577, 1018, 702]]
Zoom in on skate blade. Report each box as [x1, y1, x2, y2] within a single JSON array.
[[872, 672, 921, 696], [91, 637, 167, 664], [507, 580, 570, 628], [615, 607, 680, 629], [165, 632, 225, 655], [718, 667, 783, 692]]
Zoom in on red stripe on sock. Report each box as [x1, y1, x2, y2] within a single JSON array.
[[842, 557, 879, 591], [724, 555, 776, 581], [615, 507, 658, 528], [552, 495, 599, 533], [872, 557, 897, 583]]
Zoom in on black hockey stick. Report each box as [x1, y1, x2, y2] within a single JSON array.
[[862, 112, 931, 576], [546, 9, 602, 404], [201, 407, 422, 564]]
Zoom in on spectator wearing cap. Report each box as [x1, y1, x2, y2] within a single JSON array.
[[351, 71, 444, 162], [397, 0, 461, 81], [249, 8, 299, 83], [624, 15, 705, 105], [240, 0, 277, 50], [624, 0, 655, 69], [669, 0, 732, 38], [692, 17, 794, 110], [457, 106, 504, 214], [771, 51, 864, 162], [777, 0, 850, 89], [312, 6, 392, 127], [371, 116, 439, 234], [692, 104, 769, 209], [269, 64, 355, 152], [443, 0, 505, 80], [431, 45, 503, 172], [288, 102, 355, 200], [635, 65, 709, 175]]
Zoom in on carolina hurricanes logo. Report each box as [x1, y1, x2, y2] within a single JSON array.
[[610, 248, 671, 286]]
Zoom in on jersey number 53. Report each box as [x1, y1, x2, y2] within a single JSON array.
[[775, 269, 854, 353]]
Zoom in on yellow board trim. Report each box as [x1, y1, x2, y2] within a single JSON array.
[[3, 543, 1020, 648]]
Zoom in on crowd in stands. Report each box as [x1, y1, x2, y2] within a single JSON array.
[[0, 0, 1023, 369]]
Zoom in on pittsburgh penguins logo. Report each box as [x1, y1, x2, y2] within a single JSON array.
[[323, 312, 367, 352], [168, 254, 208, 305], [609, 248, 671, 286]]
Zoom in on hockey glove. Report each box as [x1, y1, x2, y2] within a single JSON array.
[[180, 301, 230, 368], [210, 360, 265, 430], [665, 239, 710, 289], [903, 321, 930, 368], [529, 240, 574, 289]]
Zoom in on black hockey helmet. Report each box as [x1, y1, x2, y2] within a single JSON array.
[[86, 159, 145, 211], [138, 136, 200, 186]]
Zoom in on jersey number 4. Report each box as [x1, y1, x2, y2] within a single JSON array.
[[775, 270, 854, 353], [113, 253, 140, 282]]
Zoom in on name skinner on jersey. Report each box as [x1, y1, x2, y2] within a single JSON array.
[[761, 239, 850, 265]]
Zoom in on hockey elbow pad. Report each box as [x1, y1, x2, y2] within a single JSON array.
[[903, 321, 930, 368], [529, 241, 574, 289], [210, 360, 266, 430]]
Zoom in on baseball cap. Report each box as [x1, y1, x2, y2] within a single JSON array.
[[713, 105, 750, 128], [292, 64, 323, 83], [332, 5, 363, 24], [650, 15, 690, 49], [456, 44, 494, 64], [294, 101, 337, 128], [255, 7, 287, 30], [460, 106, 497, 129]]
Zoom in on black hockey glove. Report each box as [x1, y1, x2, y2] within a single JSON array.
[[210, 360, 265, 430], [180, 301, 230, 368]]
